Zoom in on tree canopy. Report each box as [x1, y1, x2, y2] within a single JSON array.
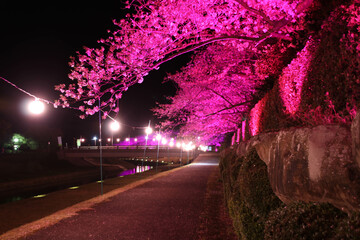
[[55, 0, 320, 142]]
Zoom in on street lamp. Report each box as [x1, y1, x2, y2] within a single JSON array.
[[143, 122, 153, 167], [109, 121, 120, 145], [28, 99, 45, 115], [110, 121, 120, 131], [145, 126, 153, 135], [92, 136, 97, 146], [156, 132, 162, 172], [156, 133, 162, 141]]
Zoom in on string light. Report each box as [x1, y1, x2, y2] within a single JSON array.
[[0, 76, 53, 105], [0, 76, 148, 128], [28, 98, 45, 115]]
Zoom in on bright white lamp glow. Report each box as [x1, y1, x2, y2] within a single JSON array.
[[110, 121, 120, 131], [28, 99, 45, 115], [145, 127, 153, 135], [156, 134, 161, 141]]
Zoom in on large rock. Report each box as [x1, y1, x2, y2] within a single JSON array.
[[236, 113, 360, 212]]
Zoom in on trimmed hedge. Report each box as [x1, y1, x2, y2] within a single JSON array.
[[220, 148, 283, 239], [264, 202, 346, 240], [335, 211, 360, 239]]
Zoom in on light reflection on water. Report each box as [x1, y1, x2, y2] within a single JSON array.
[[118, 165, 153, 177], [191, 163, 219, 166]]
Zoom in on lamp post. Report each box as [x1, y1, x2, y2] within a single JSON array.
[[176, 142, 182, 165], [98, 99, 103, 195], [92, 136, 97, 146], [109, 121, 120, 145], [143, 121, 152, 167], [28, 98, 45, 115], [156, 132, 161, 172]]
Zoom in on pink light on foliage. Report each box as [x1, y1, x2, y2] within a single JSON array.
[[241, 120, 246, 141], [55, 0, 313, 119], [153, 43, 263, 143], [249, 93, 268, 136], [278, 38, 318, 116]]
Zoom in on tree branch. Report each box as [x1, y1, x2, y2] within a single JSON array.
[[204, 86, 234, 107], [232, 0, 274, 25], [205, 100, 253, 117], [152, 35, 262, 70]]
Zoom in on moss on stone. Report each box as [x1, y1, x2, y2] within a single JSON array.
[[220, 148, 282, 239]]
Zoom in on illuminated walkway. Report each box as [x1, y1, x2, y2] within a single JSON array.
[[22, 153, 219, 240]]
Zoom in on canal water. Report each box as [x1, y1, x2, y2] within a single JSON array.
[[1, 165, 153, 204], [118, 165, 153, 176]]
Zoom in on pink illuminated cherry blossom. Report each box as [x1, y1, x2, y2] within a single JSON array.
[[55, 0, 314, 119], [249, 93, 268, 136], [153, 43, 263, 143], [278, 38, 319, 116]]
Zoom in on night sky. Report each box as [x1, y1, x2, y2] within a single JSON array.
[[0, 1, 189, 146]]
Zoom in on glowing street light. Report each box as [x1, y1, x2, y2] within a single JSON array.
[[109, 121, 120, 145], [145, 126, 153, 135], [110, 121, 120, 131], [143, 122, 152, 167], [156, 134, 162, 141], [155, 131, 163, 172], [28, 99, 45, 115], [92, 136, 97, 146]]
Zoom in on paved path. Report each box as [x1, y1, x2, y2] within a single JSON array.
[[23, 153, 219, 240]]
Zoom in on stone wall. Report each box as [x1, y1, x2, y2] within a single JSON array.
[[234, 112, 360, 212]]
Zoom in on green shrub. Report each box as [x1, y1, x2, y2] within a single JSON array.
[[334, 211, 360, 240], [223, 148, 283, 240], [235, 148, 283, 239], [219, 149, 240, 201], [264, 202, 346, 240]]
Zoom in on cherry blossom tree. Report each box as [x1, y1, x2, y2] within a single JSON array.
[[55, 0, 314, 121], [153, 43, 263, 143]]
